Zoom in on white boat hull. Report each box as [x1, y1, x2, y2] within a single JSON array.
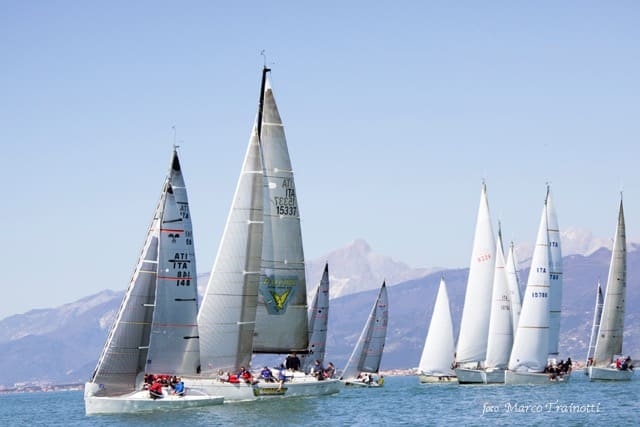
[[84, 383, 223, 415], [184, 372, 340, 400], [588, 367, 634, 381], [417, 374, 457, 384], [504, 370, 570, 385], [483, 369, 505, 384], [454, 368, 484, 384]]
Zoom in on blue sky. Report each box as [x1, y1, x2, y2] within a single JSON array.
[[2, 1, 639, 318]]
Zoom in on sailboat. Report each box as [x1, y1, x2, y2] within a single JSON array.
[[340, 282, 389, 387], [584, 282, 603, 374], [454, 182, 496, 384], [482, 225, 514, 384], [183, 66, 340, 399], [588, 198, 633, 381], [84, 148, 223, 414], [505, 189, 559, 385], [301, 263, 331, 372], [417, 277, 456, 383], [505, 242, 522, 335]]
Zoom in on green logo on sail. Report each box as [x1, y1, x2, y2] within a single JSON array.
[[259, 275, 297, 314]]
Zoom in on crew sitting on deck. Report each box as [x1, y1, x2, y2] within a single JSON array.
[[261, 366, 276, 382], [324, 362, 336, 379], [171, 377, 185, 396], [149, 380, 164, 399], [311, 360, 325, 380], [238, 366, 258, 384], [277, 363, 288, 391]]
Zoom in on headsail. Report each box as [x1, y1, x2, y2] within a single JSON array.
[[505, 242, 522, 335], [197, 123, 264, 373], [302, 263, 330, 370], [585, 282, 604, 365], [456, 182, 496, 365], [484, 227, 513, 369], [592, 199, 627, 367], [508, 195, 550, 373], [418, 277, 455, 376], [545, 186, 563, 356], [253, 72, 309, 353], [341, 282, 389, 379]]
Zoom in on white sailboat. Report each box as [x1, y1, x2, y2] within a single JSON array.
[[505, 190, 557, 385], [340, 282, 389, 387], [84, 149, 223, 414], [417, 277, 456, 383], [184, 66, 340, 399], [505, 242, 522, 335], [483, 226, 513, 384], [301, 263, 331, 372], [584, 282, 603, 374], [546, 187, 563, 360], [588, 198, 633, 381], [454, 182, 496, 384]]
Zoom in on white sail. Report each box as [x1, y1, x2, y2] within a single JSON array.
[[197, 124, 264, 373], [545, 186, 562, 355], [341, 282, 389, 379], [592, 199, 626, 367], [505, 242, 522, 335], [585, 282, 604, 365], [508, 198, 550, 373], [254, 77, 309, 353], [89, 149, 199, 395], [484, 228, 513, 369], [145, 157, 201, 375], [418, 278, 455, 376], [302, 263, 330, 371], [456, 182, 496, 364]]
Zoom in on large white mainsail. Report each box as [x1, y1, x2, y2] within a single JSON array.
[[585, 282, 604, 366], [545, 186, 562, 356], [197, 122, 264, 374], [505, 242, 522, 335], [301, 263, 330, 371], [455, 182, 496, 366], [253, 76, 309, 353], [418, 277, 455, 378], [508, 198, 550, 373], [484, 227, 513, 370], [341, 282, 389, 380], [592, 199, 627, 367], [87, 149, 205, 398]]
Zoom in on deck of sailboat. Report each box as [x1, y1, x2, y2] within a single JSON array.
[[84, 386, 223, 415]]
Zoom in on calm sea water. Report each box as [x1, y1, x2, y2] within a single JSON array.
[[1, 374, 638, 426]]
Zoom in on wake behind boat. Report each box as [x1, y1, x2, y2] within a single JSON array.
[[84, 148, 223, 414]]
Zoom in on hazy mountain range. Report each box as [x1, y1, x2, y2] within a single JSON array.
[[1, 229, 638, 388]]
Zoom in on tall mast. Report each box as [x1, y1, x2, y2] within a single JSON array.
[[257, 65, 271, 140]]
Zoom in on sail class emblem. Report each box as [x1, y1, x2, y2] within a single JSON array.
[[259, 275, 297, 315], [271, 289, 291, 311]]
